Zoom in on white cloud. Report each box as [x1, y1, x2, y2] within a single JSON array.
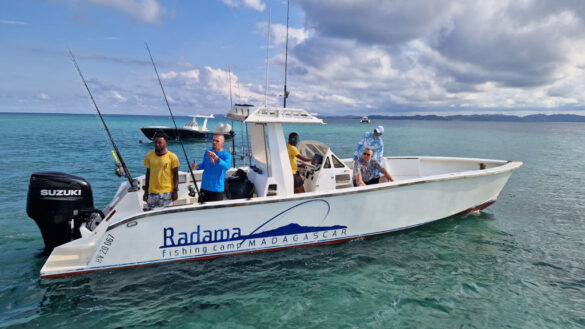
[[221, 0, 265, 12], [110, 90, 127, 102], [81, 0, 163, 23], [257, 23, 310, 47], [268, 0, 585, 114], [31, 0, 585, 116], [161, 69, 201, 84], [37, 93, 50, 100], [0, 20, 28, 25]]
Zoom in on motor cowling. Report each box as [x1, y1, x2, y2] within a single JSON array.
[[27, 171, 98, 254]]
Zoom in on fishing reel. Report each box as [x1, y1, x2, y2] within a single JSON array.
[[188, 185, 197, 197], [114, 164, 126, 177]]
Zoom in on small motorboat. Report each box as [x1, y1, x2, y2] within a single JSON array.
[[140, 114, 233, 141], [360, 116, 370, 123], [27, 106, 522, 278]]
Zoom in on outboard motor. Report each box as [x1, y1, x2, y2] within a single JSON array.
[[27, 172, 103, 255]]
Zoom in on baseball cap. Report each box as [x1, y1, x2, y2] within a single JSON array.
[[374, 126, 384, 135]]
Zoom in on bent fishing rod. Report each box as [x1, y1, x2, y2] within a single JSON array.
[[144, 43, 200, 198], [68, 49, 138, 191]]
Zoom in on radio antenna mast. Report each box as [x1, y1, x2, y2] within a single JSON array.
[[264, 7, 271, 107], [283, 0, 290, 108]]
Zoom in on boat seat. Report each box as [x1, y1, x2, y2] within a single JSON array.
[[171, 197, 198, 206], [393, 175, 419, 181], [172, 199, 189, 206]]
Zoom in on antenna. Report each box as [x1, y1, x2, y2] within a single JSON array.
[[228, 65, 233, 107], [283, 0, 290, 108], [265, 7, 271, 107]]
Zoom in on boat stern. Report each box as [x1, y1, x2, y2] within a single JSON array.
[[40, 237, 99, 278]]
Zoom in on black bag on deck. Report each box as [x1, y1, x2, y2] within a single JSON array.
[[226, 169, 255, 199]]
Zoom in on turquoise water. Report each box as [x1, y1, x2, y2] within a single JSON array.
[[1, 112, 584, 328]]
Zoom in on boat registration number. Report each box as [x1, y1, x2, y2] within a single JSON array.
[[95, 234, 115, 264]]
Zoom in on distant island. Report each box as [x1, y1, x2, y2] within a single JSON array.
[[324, 114, 585, 122], [2, 112, 585, 122]]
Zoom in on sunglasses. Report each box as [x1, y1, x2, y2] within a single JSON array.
[[212, 139, 221, 143], [363, 152, 372, 156]]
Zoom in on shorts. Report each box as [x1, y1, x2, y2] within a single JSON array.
[[200, 189, 225, 203], [146, 192, 172, 210], [293, 172, 304, 188], [353, 176, 380, 187]]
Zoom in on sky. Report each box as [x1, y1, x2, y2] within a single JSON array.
[[3, 0, 585, 116]]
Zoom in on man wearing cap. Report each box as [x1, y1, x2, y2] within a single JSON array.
[[353, 125, 385, 165]]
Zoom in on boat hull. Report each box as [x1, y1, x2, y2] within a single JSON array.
[[140, 127, 232, 141], [40, 161, 518, 278]]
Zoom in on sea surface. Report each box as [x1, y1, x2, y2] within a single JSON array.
[[1, 112, 584, 328]]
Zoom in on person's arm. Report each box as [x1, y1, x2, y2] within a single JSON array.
[[218, 152, 231, 170], [375, 139, 384, 163], [296, 153, 313, 163], [193, 152, 207, 170], [375, 160, 394, 182], [143, 169, 150, 201], [383, 169, 394, 182], [355, 173, 365, 186], [205, 150, 231, 170], [171, 167, 179, 201], [353, 161, 365, 186], [354, 136, 366, 160]]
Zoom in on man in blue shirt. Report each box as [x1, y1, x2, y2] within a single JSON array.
[[353, 125, 384, 163], [192, 134, 232, 202]]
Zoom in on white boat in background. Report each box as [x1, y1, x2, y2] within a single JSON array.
[[360, 116, 370, 123], [27, 106, 522, 278], [140, 114, 233, 141]]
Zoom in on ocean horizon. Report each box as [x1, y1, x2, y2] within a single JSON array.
[[2, 110, 585, 122]]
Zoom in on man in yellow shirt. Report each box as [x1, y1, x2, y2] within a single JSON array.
[[143, 133, 180, 210], [287, 132, 314, 193]]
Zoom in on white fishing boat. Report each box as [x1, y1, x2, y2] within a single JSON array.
[[27, 105, 522, 278], [360, 116, 370, 123]]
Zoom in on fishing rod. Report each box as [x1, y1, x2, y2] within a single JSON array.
[[228, 66, 236, 168], [283, 0, 290, 108], [68, 49, 138, 191], [235, 83, 248, 166], [264, 7, 271, 107], [144, 43, 200, 198], [111, 150, 125, 177]]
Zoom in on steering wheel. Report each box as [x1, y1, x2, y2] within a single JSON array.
[[299, 160, 316, 170]]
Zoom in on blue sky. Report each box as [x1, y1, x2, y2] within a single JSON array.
[[3, 0, 585, 116]]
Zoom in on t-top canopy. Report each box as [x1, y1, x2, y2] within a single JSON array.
[[226, 105, 324, 124]]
